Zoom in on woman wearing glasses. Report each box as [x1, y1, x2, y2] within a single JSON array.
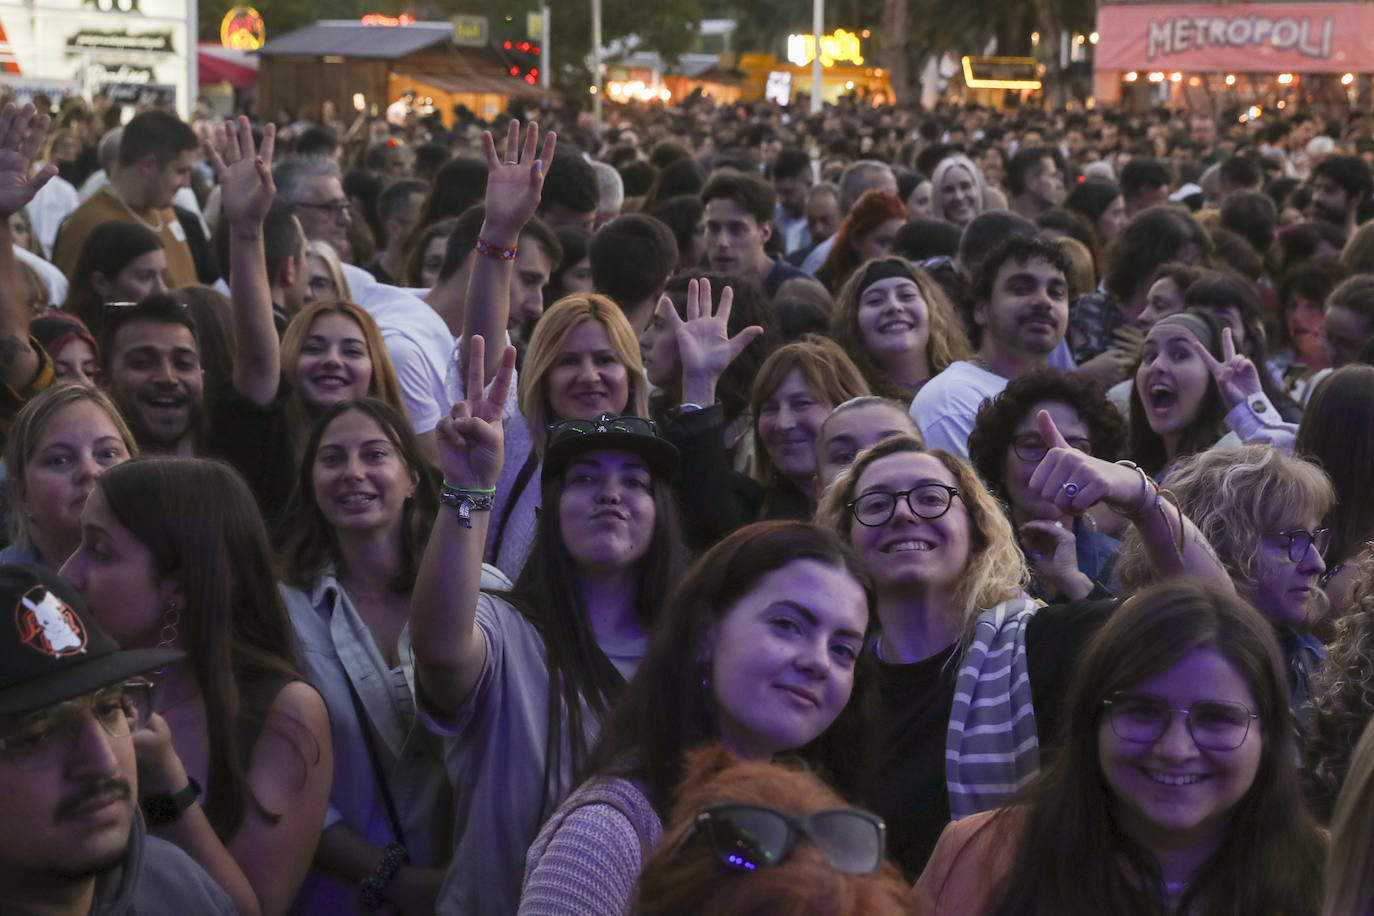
[[969, 368, 1127, 602], [409, 339, 688, 915], [816, 431, 1231, 876], [520, 520, 872, 915], [916, 580, 1324, 916]]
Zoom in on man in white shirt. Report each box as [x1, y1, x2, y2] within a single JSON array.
[[910, 236, 1072, 458]]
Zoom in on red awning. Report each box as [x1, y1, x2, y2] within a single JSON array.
[[199, 44, 259, 87]]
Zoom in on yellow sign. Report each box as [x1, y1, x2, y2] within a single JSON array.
[[961, 56, 1041, 90], [786, 29, 863, 67], [220, 5, 264, 50]]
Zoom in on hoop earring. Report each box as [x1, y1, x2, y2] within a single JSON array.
[[154, 603, 179, 674]]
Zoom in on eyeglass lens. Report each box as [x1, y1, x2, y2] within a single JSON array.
[[1107, 695, 1253, 750]]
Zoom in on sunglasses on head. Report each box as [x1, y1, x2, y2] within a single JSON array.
[[673, 803, 886, 876], [546, 416, 658, 439]]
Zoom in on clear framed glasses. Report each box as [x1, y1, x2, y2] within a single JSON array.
[[1102, 693, 1257, 751], [0, 679, 153, 770], [847, 484, 960, 527], [677, 803, 886, 875], [1011, 433, 1093, 463], [1275, 528, 1330, 564], [294, 199, 351, 218]]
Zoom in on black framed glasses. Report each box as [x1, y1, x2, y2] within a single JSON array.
[[678, 803, 886, 875], [547, 416, 658, 440], [1102, 693, 1257, 751], [0, 679, 153, 770], [1275, 528, 1330, 564], [1011, 433, 1092, 463], [294, 199, 351, 217], [847, 484, 960, 527]]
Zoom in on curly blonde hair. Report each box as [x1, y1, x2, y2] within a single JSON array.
[[829, 257, 971, 401], [816, 434, 1027, 640], [1114, 445, 1334, 596], [1306, 545, 1374, 822]]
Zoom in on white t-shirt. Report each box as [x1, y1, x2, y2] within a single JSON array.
[[343, 263, 454, 434], [15, 245, 67, 304], [909, 360, 1008, 459]]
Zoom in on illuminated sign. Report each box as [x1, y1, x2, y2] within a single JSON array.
[[361, 13, 414, 26], [451, 14, 488, 47], [67, 29, 173, 53], [786, 29, 863, 67], [220, 6, 265, 51], [961, 56, 1042, 89]]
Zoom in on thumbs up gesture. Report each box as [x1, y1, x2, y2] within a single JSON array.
[[1026, 409, 1154, 517]]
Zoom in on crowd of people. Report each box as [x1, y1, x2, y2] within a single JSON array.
[[5, 85, 1374, 915]]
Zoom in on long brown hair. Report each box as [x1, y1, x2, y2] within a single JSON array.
[[988, 580, 1323, 916]]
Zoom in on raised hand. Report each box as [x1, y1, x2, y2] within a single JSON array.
[[1026, 409, 1145, 517], [656, 277, 763, 405], [203, 115, 276, 228], [0, 103, 55, 219], [436, 334, 517, 490], [481, 120, 556, 242], [1020, 519, 1093, 601], [1192, 326, 1263, 410]]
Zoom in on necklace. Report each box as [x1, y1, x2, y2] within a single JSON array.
[[104, 185, 164, 233]]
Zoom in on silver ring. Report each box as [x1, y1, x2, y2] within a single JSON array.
[[1062, 482, 1080, 497]]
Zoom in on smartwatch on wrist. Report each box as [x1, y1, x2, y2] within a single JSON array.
[[142, 776, 202, 827]]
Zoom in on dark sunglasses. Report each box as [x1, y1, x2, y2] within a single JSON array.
[[674, 803, 886, 875]]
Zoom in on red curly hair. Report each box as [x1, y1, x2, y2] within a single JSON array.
[[815, 190, 908, 292]]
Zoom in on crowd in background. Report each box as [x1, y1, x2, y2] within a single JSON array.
[[3, 85, 1374, 914]]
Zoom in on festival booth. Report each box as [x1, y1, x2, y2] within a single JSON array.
[[736, 28, 893, 105], [256, 17, 551, 124], [1094, 1, 1374, 113]]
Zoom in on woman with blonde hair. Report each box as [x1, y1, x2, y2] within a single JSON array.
[[817, 417, 1233, 876], [1, 385, 136, 569], [830, 256, 971, 401], [303, 239, 352, 303], [487, 292, 650, 577], [1323, 715, 1374, 916], [930, 155, 989, 228], [279, 300, 406, 447]]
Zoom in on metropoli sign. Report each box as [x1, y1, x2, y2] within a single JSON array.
[[1094, 2, 1374, 73]]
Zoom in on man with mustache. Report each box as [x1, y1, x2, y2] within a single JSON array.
[[0, 564, 233, 915], [910, 236, 1073, 459]]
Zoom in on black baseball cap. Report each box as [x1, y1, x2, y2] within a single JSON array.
[[0, 564, 182, 715], [543, 414, 679, 482]]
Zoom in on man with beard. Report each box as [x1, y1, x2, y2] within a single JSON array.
[[1006, 147, 1067, 219], [1310, 154, 1373, 236], [0, 564, 234, 915], [99, 298, 205, 455], [910, 236, 1073, 459]]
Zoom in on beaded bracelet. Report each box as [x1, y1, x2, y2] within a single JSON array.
[[440, 481, 496, 528], [475, 237, 517, 261], [360, 842, 409, 909]]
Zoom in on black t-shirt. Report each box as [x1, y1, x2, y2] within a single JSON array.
[[861, 598, 1116, 878]]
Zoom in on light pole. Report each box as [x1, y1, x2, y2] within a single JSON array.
[[592, 0, 603, 132], [811, 0, 823, 114]]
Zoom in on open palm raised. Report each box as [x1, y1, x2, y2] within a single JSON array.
[[0, 104, 56, 219]]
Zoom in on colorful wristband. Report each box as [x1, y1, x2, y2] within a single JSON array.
[[475, 237, 517, 261]]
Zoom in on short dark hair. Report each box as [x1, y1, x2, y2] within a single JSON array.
[[375, 177, 429, 246], [99, 294, 199, 375], [1006, 146, 1058, 196], [1220, 191, 1277, 255], [262, 200, 305, 286], [701, 170, 776, 225], [1119, 158, 1171, 198], [589, 214, 678, 306], [540, 152, 599, 217], [958, 210, 1037, 276], [1313, 154, 1374, 203], [1064, 179, 1122, 223], [1219, 154, 1262, 191], [650, 194, 704, 261], [118, 110, 197, 168], [294, 126, 339, 158], [519, 215, 563, 271], [975, 235, 1073, 304], [618, 160, 657, 197], [773, 148, 812, 182], [892, 218, 962, 262]]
